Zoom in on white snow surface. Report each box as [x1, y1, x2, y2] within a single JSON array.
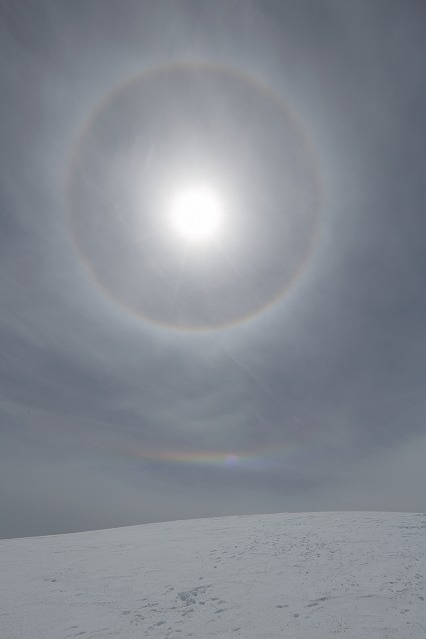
[[1, 512, 425, 638]]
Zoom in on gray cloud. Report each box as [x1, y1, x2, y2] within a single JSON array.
[[1, 0, 425, 537]]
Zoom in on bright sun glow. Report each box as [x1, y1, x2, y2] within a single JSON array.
[[169, 184, 224, 243]]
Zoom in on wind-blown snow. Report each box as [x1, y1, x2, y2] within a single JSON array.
[[1, 512, 425, 638]]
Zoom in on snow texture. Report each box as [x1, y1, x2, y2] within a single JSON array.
[[0, 512, 425, 638]]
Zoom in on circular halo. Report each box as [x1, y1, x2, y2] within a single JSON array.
[[67, 62, 321, 332]]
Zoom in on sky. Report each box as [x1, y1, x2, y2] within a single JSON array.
[[0, 0, 425, 539]]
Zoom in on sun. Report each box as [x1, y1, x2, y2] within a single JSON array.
[[169, 184, 224, 243]]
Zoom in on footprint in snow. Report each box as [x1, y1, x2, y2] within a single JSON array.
[[306, 596, 328, 607]]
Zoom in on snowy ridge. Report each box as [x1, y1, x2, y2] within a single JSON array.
[[1, 512, 425, 638]]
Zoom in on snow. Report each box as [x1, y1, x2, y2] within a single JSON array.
[[1, 512, 425, 638]]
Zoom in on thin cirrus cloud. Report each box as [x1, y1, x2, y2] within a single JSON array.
[[0, 0, 425, 538]]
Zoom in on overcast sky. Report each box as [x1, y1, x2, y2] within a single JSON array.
[[1, 0, 425, 539]]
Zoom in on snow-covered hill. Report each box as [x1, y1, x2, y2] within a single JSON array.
[[1, 512, 425, 638]]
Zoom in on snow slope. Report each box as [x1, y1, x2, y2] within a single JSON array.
[[1, 512, 425, 638]]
